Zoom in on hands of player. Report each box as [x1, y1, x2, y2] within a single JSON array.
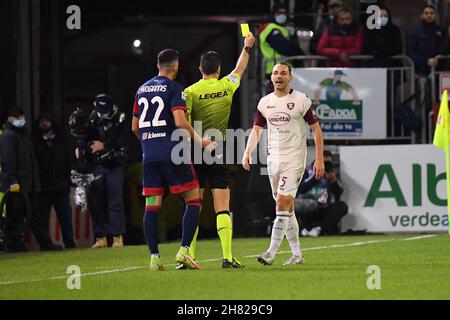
[[242, 153, 252, 171], [313, 159, 325, 180], [244, 32, 255, 48], [201, 137, 217, 151], [90, 140, 105, 153]]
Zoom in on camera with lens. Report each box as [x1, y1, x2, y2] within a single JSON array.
[[68, 106, 92, 173], [324, 161, 333, 173]]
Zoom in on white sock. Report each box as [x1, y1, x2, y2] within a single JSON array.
[[267, 211, 289, 256], [286, 211, 302, 256]]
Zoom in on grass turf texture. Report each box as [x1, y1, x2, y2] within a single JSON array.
[[0, 234, 449, 300]]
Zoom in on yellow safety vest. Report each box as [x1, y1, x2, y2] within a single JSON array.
[[259, 23, 290, 75]]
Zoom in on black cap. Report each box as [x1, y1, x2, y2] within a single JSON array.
[[273, 3, 287, 13], [93, 94, 115, 114], [7, 106, 25, 117]]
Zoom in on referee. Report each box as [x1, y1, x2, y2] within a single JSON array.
[[184, 32, 255, 268]]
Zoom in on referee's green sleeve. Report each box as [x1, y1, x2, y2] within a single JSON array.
[[222, 72, 241, 93]]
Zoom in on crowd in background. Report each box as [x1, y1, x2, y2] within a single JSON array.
[[262, 1, 450, 77]]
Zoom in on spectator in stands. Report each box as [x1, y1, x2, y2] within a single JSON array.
[[309, 0, 342, 55], [406, 5, 445, 76], [33, 113, 76, 249], [295, 151, 348, 237], [317, 8, 364, 67], [364, 7, 403, 68], [259, 4, 304, 81], [0, 107, 62, 252], [437, 19, 450, 71]]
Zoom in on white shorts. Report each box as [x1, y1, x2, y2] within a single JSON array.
[[267, 159, 306, 200]]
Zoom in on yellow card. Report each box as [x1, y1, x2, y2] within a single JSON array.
[[240, 23, 250, 37]]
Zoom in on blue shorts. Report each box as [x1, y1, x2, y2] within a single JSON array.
[[142, 161, 199, 196]]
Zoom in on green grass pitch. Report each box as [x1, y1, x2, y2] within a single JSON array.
[[1, 234, 449, 300]]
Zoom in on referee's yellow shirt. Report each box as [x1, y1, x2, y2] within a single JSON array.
[[184, 72, 240, 140]]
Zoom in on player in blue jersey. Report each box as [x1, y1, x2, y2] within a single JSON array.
[[132, 49, 214, 270]]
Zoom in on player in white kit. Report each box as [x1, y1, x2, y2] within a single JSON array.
[[242, 63, 324, 265]]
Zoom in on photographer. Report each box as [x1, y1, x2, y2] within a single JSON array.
[[295, 150, 348, 236], [76, 94, 129, 248]]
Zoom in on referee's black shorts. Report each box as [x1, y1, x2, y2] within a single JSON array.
[[194, 147, 230, 189]]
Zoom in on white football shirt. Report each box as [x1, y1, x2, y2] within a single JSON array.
[[254, 89, 317, 161]]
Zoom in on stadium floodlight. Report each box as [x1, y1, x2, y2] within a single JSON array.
[[133, 39, 142, 48]]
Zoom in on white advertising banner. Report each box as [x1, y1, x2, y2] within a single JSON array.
[[291, 68, 387, 139], [340, 145, 448, 232]]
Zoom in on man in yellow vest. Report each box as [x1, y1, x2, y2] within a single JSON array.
[[259, 4, 304, 91]]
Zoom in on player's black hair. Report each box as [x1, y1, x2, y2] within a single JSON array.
[[200, 51, 222, 75], [157, 49, 179, 68], [421, 4, 437, 14], [277, 63, 292, 74]]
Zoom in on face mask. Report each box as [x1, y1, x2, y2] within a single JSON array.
[[275, 14, 287, 25], [380, 17, 389, 27], [341, 24, 352, 32], [11, 119, 26, 128]]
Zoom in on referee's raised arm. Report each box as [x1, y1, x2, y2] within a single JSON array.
[[231, 32, 256, 78]]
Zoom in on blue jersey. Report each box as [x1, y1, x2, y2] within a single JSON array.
[[133, 76, 187, 163]]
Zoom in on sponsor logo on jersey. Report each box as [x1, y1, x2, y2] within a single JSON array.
[[181, 91, 186, 101], [287, 103, 295, 110], [268, 112, 291, 126], [228, 74, 238, 84], [199, 91, 229, 100], [142, 132, 167, 141], [316, 104, 357, 120], [267, 105, 276, 109]]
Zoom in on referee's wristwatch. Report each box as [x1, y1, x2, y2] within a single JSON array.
[[244, 46, 252, 54]]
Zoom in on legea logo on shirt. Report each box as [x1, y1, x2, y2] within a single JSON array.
[[268, 112, 291, 126]]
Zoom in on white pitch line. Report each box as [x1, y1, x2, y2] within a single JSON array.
[[244, 238, 396, 258], [403, 234, 438, 241], [0, 235, 439, 286], [0, 266, 144, 286]]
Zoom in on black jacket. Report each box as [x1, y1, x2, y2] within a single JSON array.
[[437, 34, 450, 71], [83, 111, 129, 167], [33, 119, 72, 193], [364, 22, 403, 67], [297, 166, 343, 205], [0, 123, 41, 193], [406, 21, 446, 75]]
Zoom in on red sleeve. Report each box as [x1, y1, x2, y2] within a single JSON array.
[[133, 98, 139, 117], [342, 27, 363, 56], [253, 109, 267, 127], [171, 106, 187, 112], [317, 27, 341, 58], [303, 106, 319, 125]]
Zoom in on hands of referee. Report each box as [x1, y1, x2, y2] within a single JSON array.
[[313, 159, 325, 180], [244, 32, 255, 48]]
